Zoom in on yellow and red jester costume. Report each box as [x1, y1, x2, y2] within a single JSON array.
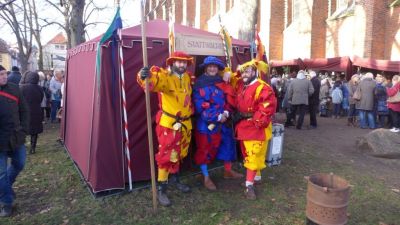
[[234, 59, 277, 199], [137, 52, 194, 181]]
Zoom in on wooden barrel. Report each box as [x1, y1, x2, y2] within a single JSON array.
[[306, 173, 350, 225]]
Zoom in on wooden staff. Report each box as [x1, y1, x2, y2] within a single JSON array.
[[141, 0, 157, 212]]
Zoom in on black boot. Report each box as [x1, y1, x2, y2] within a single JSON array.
[[30, 134, 38, 154], [157, 182, 171, 207], [169, 173, 191, 193]]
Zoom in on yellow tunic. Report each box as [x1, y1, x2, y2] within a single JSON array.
[[137, 66, 193, 130]]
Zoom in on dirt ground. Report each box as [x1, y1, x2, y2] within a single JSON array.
[[275, 112, 400, 188]]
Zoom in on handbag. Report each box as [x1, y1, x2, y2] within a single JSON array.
[[387, 91, 400, 103], [353, 87, 361, 101]]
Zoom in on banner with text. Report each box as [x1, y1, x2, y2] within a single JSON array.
[[175, 33, 232, 56]]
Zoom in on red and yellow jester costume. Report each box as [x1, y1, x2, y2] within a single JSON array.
[[137, 52, 194, 182], [234, 59, 277, 199]]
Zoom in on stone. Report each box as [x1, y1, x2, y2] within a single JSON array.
[[356, 129, 400, 158]]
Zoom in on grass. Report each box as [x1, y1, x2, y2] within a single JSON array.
[[1, 124, 399, 225]]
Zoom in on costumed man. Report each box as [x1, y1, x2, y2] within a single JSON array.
[[231, 59, 277, 200], [193, 56, 243, 191], [137, 51, 194, 207]]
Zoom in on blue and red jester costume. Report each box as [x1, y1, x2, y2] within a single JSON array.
[[193, 56, 243, 191]]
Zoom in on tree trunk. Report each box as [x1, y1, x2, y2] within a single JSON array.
[[70, 0, 86, 47], [37, 43, 44, 71], [237, 0, 258, 42]]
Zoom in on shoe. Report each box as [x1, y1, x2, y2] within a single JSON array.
[[244, 185, 256, 200], [309, 125, 317, 129], [169, 174, 191, 193], [223, 169, 244, 179], [157, 182, 171, 207], [390, 127, 400, 133], [0, 204, 12, 217], [204, 176, 217, 191]]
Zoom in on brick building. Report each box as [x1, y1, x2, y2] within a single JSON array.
[[146, 0, 400, 61]]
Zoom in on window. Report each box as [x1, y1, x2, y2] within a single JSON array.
[[55, 45, 60, 50], [0, 55, 2, 63], [60, 45, 65, 50], [292, 0, 301, 22], [328, 0, 355, 20]]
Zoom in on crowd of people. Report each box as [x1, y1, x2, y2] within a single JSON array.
[[271, 70, 400, 132], [0, 65, 64, 217]]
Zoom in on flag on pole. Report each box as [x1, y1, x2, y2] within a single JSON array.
[[255, 27, 265, 61], [218, 16, 233, 68], [168, 18, 175, 55], [95, 7, 122, 93]]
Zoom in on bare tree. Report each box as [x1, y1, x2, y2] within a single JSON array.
[[0, 0, 33, 73], [237, 0, 258, 42], [26, 0, 46, 70], [42, 0, 108, 49]]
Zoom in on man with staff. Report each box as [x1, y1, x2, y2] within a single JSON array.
[[137, 51, 194, 207]]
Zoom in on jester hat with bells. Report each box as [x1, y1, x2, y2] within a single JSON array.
[[239, 59, 268, 77]]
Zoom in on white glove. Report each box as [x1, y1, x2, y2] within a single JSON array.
[[172, 123, 182, 131], [223, 110, 229, 118], [223, 71, 231, 82], [208, 123, 216, 131]]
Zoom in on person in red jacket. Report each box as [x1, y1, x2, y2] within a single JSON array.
[[387, 75, 400, 133], [233, 60, 277, 200]]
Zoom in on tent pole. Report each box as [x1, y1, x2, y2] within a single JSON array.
[[141, 0, 158, 212]]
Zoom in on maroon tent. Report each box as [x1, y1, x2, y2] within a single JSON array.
[[302, 57, 353, 79], [63, 20, 250, 194], [269, 58, 303, 68], [352, 56, 400, 73]]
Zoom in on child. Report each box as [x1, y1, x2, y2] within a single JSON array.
[[331, 82, 343, 119]]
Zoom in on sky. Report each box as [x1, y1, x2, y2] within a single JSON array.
[[0, 0, 142, 46]]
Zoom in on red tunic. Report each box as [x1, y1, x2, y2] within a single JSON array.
[[235, 79, 277, 141], [387, 82, 400, 112]]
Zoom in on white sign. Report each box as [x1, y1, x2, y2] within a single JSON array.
[[271, 136, 282, 155], [174, 33, 232, 56]]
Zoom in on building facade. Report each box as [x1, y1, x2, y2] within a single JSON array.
[[0, 39, 12, 71], [146, 0, 400, 61], [43, 32, 67, 71]]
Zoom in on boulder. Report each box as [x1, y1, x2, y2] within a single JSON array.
[[356, 129, 400, 158]]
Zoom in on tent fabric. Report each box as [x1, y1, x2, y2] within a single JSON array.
[[269, 58, 303, 68], [64, 19, 250, 193], [352, 56, 400, 73], [302, 57, 352, 73]]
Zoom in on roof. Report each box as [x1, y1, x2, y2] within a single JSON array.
[[91, 19, 249, 46], [0, 38, 9, 53], [46, 32, 67, 45]]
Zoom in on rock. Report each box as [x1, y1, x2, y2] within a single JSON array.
[[356, 129, 400, 158]]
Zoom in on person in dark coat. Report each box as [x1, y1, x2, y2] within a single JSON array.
[[20, 71, 44, 154], [288, 70, 314, 129], [7, 66, 22, 85], [356, 72, 376, 129], [308, 71, 321, 128], [374, 74, 389, 128], [0, 65, 29, 217], [0, 100, 14, 151]]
